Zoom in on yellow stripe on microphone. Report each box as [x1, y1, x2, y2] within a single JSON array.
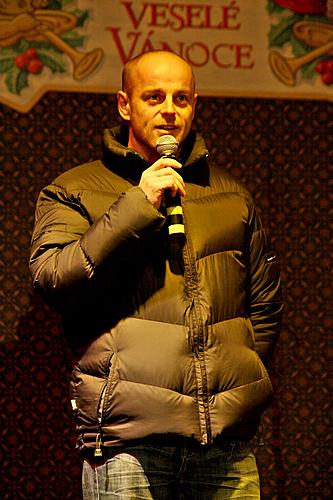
[[166, 206, 183, 216], [168, 224, 185, 235]]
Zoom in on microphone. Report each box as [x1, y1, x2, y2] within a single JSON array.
[[156, 135, 185, 242]]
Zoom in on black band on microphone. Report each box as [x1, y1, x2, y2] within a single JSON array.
[[156, 135, 185, 240], [165, 192, 185, 237]]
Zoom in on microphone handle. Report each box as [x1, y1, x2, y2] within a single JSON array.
[[165, 191, 185, 238], [162, 154, 185, 240]]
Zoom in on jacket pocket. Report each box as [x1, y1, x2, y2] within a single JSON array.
[[97, 352, 118, 423]]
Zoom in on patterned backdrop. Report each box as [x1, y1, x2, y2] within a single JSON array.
[[0, 92, 332, 499]]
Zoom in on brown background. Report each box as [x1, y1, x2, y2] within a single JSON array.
[[0, 92, 332, 499]]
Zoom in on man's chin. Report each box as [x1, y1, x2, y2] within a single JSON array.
[[154, 129, 183, 145]]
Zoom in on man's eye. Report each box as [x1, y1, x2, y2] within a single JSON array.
[[147, 95, 162, 103], [176, 95, 188, 104]]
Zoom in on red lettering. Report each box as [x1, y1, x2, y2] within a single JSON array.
[[105, 27, 141, 64], [149, 3, 169, 28], [234, 45, 254, 68], [121, 2, 240, 32], [159, 41, 185, 55], [202, 5, 223, 29], [141, 30, 156, 52], [222, 1, 240, 30], [169, 4, 184, 32], [185, 5, 204, 28], [204, 5, 213, 28], [212, 44, 233, 68], [121, 1, 149, 29], [185, 42, 209, 67]]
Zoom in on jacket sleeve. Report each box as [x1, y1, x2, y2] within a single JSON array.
[[29, 183, 165, 305], [247, 206, 284, 363]]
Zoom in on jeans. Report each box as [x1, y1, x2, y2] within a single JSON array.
[[82, 439, 260, 499]]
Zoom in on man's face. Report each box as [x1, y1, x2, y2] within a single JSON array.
[[118, 53, 197, 162]]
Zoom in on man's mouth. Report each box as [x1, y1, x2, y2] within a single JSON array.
[[156, 125, 177, 132]]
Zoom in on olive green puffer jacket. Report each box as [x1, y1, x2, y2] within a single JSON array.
[[30, 126, 283, 457]]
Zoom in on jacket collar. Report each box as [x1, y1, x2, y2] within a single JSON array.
[[102, 125, 210, 185]]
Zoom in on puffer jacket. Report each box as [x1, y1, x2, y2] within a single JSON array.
[[29, 126, 283, 457]]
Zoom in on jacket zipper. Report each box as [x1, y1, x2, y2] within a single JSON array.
[[94, 353, 116, 457], [183, 228, 212, 445]]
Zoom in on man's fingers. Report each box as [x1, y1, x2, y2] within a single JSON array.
[[147, 158, 182, 171], [143, 169, 185, 196], [139, 159, 186, 207]]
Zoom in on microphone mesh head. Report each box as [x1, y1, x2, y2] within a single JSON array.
[[156, 135, 178, 157]]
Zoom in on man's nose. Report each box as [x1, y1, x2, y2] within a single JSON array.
[[161, 96, 176, 114]]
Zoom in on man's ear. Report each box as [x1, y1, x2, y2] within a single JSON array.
[[117, 91, 131, 122], [192, 93, 197, 120]]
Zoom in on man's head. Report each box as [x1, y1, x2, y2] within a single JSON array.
[[117, 51, 197, 163]]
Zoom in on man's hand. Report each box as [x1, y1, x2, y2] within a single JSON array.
[[139, 158, 186, 209]]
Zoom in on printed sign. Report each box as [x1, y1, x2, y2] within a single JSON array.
[[0, 0, 332, 112]]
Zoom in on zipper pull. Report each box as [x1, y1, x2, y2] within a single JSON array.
[[94, 433, 103, 457], [70, 399, 78, 414], [257, 423, 264, 446]]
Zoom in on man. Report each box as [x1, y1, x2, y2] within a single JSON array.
[[30, 51, 283, 499]]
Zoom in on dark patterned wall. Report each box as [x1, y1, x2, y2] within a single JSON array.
[[0, 92, 332, 499]]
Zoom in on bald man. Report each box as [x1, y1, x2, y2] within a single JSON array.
[[30, 51, 283, 499]]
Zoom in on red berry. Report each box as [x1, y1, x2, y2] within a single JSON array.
[[27, 58, 43, 74], [25, 48, 38, 60], [321, 71, 333, 85], [326, 60, 333, 72], [273, 1, 326, 14], [15, 53, 28, 70], [315, 60, 328, 74]]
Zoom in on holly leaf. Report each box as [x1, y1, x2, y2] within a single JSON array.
[[12, 39, 29, 53], [38, 52, 67, 73], [0, 59, 14, 74], [268, 14, 303, 47], [0, 48, 16, 74], [303, 14, 332, 24], [300, 59, 318, 80], [25, 40, 55, 51], [61, 31, 85, 48], [288, 37, 322, 80], [0, 47, 16, 58], [289, 37, 308, 57], [71, 9, 90, 27], [5, 67, 28, 95], [16, 70, 29, 94], [267, 0, 285, 15], [47, 1, 63, 9]]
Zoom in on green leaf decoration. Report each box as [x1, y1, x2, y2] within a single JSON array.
[[4, 67, 16, 93], [267, 0, 285, 14], [16, 69, 29, 94], [47, 1, 63, 9], [303, 14, 332, 25], [289, 37, 308, 57], [0, 47, 16, 74], [61, 31, 85, 48], [300, 59, 318, 80], [5, 67, 28, 95], [38, 52, 67, 73], [266, 2, 332, 84], [0, 59, 14, 74], [268, 14, 303, 47], [11, 39, 30, 53], [0, 47, 17, 58], [25, 40, 59, 51], [75, 10, 90, 28]]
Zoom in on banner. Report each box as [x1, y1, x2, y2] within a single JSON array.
[[0, 0, 332, 112]]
